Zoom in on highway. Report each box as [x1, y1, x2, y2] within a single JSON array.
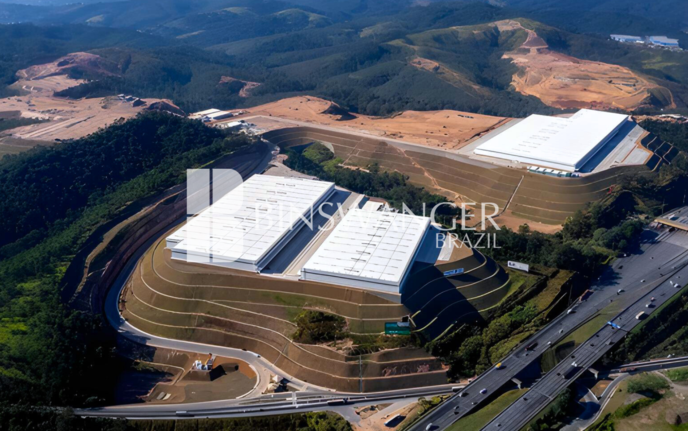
[[481, 235, 688, 430], [410, 227, 688, 431], [73, 138, 688, 426], [78, 384, 459, 420]]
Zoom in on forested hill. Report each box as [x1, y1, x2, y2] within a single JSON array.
[[0, 23, 169, 98], [3, 1, 688, 117], [0, 112, 253, 411], [0, 112, 245, 253]]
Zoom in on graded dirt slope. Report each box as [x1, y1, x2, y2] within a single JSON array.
[[121, 237, 451, 392], [0, 94, 169, 142], [262, 126, 657, 226], [219, 76, 261, 97], [0, 53, 180, 146], [236, 96, 507, 150], [500, 21, 671, 111]]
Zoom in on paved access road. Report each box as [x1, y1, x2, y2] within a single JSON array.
[[481, 233, 688, 431], [411, 227, 688, 431], [78, 163, 460, 419], [78, 383, 458, 420]]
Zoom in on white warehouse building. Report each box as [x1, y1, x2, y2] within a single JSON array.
[[473, 109, 629, 172], [300, 209, 431, 295], [167, 175, 335, 272]]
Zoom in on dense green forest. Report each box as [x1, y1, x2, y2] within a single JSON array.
[[0, 24, 169, 98], [0, 113, 252, 415], [0, 409, 350, 431]]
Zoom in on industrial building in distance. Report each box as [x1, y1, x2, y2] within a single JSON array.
[[473, 109, 629, 172], [610, 34, 681, 49]]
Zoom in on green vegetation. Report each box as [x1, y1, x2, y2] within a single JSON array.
[[641, 120, 688, 153], [665, 367, 688, 383], [0, 409, 351, 431], [448, 389, 527, 431], [590, 373, 671, 431], [0, 112, 246, 251], [615, 397, 657, 419], [0, 113, 252, 412], [429, 303, 544, 378], [349, 333, 420, 356], [292, 310, 347, 344], [524, 387, 576, 431], [542, 301, 621, 372], [284, 143, 454, 215], [0, 24, 168, 98], [603, 288, 688, 364], [0, 117, 44, 134], [626, 373, 670, 396], [485, 197, 645, 276]]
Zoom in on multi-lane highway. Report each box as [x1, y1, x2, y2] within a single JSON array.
[[78, 384, 459, 420], [411, 227, 688, 431], [482, 252, 688, 430]]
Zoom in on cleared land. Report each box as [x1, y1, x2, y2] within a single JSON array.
[[115, 348, 257, 404], [219, 76, 261, 97], [0, 53, 177, 150], [234, 96, 507, 150], [500, 21, 670, 111]]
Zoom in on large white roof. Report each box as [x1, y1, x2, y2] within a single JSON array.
[[301, 209, 430, 287], [474, 109, 629, 171], [168, 175, 334, 266]]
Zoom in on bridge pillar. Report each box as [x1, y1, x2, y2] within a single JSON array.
[[511, 378, 522, 389], [588, 367, 599, 380]]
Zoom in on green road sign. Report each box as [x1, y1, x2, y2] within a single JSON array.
[[385, 322, 411, 335]]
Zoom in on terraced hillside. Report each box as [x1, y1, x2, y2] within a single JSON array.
[[121, 236, 446, 392], [120, 223, 519, 391], [404, 249, 511, 341], [262, 127, 658, 224]]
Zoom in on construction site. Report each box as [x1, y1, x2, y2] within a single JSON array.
[[247, 97, 672, 226], [0, 53, 182, 157]]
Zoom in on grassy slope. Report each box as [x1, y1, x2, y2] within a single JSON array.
[[448, 389, 528, 431]]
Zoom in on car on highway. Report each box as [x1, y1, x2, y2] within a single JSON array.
[[495, 362, 504, 370], [525, 342, 538, 351], [480, 388, 487, 394], [651, 297, 656, 302], [425, 423, 434, 431]]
